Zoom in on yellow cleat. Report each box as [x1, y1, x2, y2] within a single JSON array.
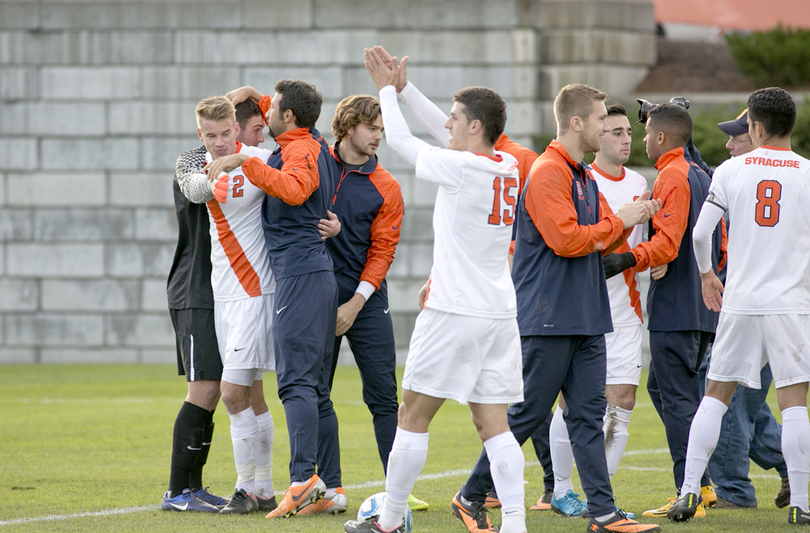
[[701, 485, 717, 508], [643, 497, 706, 518]]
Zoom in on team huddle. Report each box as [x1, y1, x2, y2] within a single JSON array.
[[164, 44, 810, 533]]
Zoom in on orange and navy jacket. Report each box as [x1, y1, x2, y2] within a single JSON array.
[[241, 126, 337, 279], [326, 144, 404, 308], [512, 140, 631, 336], [632, 146, 724, 333]]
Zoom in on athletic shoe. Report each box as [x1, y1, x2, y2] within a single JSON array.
[[257, 495, 278, 512], [714, 496, 750, 509], [408, 493, 430, 511], [551, 490, 584, 518], [530, 488, 553, 511], [220, 488, 258, 514], [667, 492, 700, 521], [775, 476, 791, 508], [266, 474, 326, 518], [344, 518, 404, 533], [161, 488, 220, 513], [788, 506, 810, 524], [297, 487, 348, 514], [191, 486, 229, 509], [642, 497, 706, 518], [701, 485, 717, 508], [581, 505, 637, 520], [484, 491, 501, 509], [586, 509, 662, 532], [451, 492, 498, 533]]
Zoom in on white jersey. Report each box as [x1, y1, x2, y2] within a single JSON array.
[[592, 164, 648, 326], [206, 143, 276, 301], [417, 146, 520, 318], [708, 145, 810, 314]]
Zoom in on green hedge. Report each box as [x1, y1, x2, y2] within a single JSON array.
[[726, 25, 810, 89]]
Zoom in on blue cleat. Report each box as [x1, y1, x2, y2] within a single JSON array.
[[161, 488, 220, 512], [191, 486, 229, 509], [551, 490, 584, 517]]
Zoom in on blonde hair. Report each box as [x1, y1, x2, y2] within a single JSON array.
[[332, 95, 381, 142], [195, 96, 236, 128], [554, 84, 607, 135]]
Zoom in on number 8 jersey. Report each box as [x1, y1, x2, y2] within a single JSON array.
[[416, 146, 520, 319], [205, 143, 276, 301], [708, 145, 810, 314]]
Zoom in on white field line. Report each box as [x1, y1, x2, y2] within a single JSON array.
[[0, 449, 781, 527]]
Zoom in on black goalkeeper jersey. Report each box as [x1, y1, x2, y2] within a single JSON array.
[[167, 145, 214, 309]]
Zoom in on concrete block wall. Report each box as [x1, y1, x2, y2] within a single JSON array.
[[0, 0, 655, 365]]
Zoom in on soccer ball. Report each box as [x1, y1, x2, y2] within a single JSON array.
[[357, 492, 413, 533]]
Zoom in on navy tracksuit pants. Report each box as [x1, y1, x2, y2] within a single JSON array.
[[329, 304, 399, 474], [460, 334, 615, 518], [648, 330, 713, 491]]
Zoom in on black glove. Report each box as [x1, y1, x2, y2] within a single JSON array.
[[603, 252, 636, 279]]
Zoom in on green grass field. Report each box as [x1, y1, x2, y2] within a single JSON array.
[[0, 364, 793, 532]]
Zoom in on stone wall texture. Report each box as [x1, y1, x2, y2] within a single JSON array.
[[0, 0, 656, 364]]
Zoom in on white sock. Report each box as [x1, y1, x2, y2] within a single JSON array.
[[484, 432, 526, 533], [782, 406, 810, 511], [681, 396, 727, 496], [229, 406, 257, 494], [603, 404, 632, 478], [254, 410, 274, 499], [550, 406, 575, 498], [378, 428, 428, 531]]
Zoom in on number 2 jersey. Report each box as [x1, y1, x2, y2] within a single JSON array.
[[417, 147, 520, 319], [205, 142, 276, 301], [707, 145, 810, 314]]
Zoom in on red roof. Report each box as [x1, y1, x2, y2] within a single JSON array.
[[649, 0, 810, 32]]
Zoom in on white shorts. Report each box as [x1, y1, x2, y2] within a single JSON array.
[[605, 324, 643, 386], [402, 308, 523, 405], [221, 368, 263, 387], [214, 293, 275, 374], [708, 313, 810, 389]]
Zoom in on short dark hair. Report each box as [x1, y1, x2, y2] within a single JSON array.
[[274, 79, 322, 130], [648, 104, 692, 147], [452, 87, 506, 146], [747, 87, 796, 138], [606, 103, 627, 118], [235, 99, 263, 129]]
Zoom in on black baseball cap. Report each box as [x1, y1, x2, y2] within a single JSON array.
[[717, 109, 749, 136]]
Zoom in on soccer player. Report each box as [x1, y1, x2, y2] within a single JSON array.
[[542, 103, 651, 518], [699, 108, 790, 510], [343, 45, 527, 533], [667, 87, 810, 524], [620, 104, 726, 519], [192, 96, 279, 514], [162, 98, 277, 514], [205, 80, 342, 519], [455, 82, 662, 533]]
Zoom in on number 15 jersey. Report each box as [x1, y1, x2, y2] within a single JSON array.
[[708, 145, 810, 314], [417, 146, 520, 319]]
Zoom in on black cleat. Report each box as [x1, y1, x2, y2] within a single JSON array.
[[667, 492, 699, 522], [220, 488, 258, 514], [789, 506, 810, 525]]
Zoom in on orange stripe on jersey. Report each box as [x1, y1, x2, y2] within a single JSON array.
[[207, 200, 263, 298]]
